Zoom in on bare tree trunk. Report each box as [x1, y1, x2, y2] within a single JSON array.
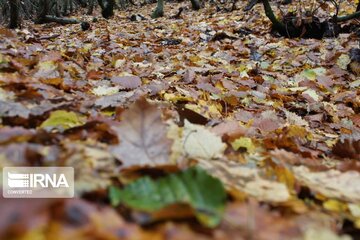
[[36, 0, 50, 23], [63, 0, 70, 15], [54, 0, 61, 17], [69, 0, 73, 13], [261, 0, 285, 31], [77, 0, 87, 7], [9, 0, 20, 29], [152, 0, 199, 18], [87, 0, 95, 14], [151, 0, 164, 18], [190, 0, 200, 10], [98, 0, 115, 18]]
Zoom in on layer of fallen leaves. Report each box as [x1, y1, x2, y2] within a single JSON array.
[[1, 0, 360, 239]]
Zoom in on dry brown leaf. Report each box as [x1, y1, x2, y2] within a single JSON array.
[[219, 201, 330, 240], [211, 120, 247, 138], [111, 75, 142, 89], [182, 120, 227, 160], [293, 166, 360, 202], [111, 98, 172, 167], [63, 141, 117, 195], [197, 159, 290, 202], [332, 133, 360, 160]]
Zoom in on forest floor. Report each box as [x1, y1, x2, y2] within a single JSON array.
[[0, 1, 360, 239]]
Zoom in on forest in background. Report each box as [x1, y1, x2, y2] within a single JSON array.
[[0, 0, 360, 239]]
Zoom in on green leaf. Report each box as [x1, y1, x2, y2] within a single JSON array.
[[109, 167, 226, 227], [40, 110, 86, 130], [300, 67, 326, 80], [301, 69, 316, 80]]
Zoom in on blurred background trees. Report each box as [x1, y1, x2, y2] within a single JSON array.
[[0, 0, 359, 40]]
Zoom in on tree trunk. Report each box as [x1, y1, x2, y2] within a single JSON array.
[[36, 0, 50, 23], [87, 0, 95, 14], [63, 0, 70, 15], [190, 0, 201, 10], [9, 0, 20, 29], [97, 0, 105, 9], [54, 0, 61, 17], [151, 0, 164, 18], [98, 0, 115, 18], [69, 0, 73, 13], [261, 0, 286, 31]]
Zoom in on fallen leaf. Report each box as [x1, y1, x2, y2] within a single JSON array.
[[111, 98, 172, 167], [332, 133, 360, 160], [109, 166, 226, 227], [231, 137, 256, 153], [293, 166, 360, 202], [197, 159, 290, 202], [40, 110, 86, 131], [91, 85, 120, 96], [111, 75, 142, 89], [182, 120, 226, 160], [337, 54, 351, 70]]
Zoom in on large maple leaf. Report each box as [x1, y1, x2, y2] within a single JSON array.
[[110, 98, 172, 167]]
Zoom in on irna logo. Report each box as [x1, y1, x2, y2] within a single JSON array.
[[7, 172, 69, 188], [2, 167, 74, 198]]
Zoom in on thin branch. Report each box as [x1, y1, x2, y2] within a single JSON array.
[[337, 11, 360, 22], [261, 0, 286, 30]]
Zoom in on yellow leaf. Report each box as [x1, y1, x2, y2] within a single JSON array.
[[164, 93, 193, 102], [337, 54, 351, 70], [323, 199, 347, 212], [303, 88, 320, 101], [287, 125, 308, 138], [348, 204, 360, 218], [40, 110, 86, 130], [231, 137, 256, 153], [300, 67, 326, 80], [92, 85, 120, 96]]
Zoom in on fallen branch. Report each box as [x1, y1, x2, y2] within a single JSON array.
[[43, 15, 80, 24], [337, 11, 360, 22], [38, 34, 61, 40], [171, 7, 184, 19]]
